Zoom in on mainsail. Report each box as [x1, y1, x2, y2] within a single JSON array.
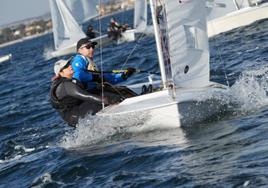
[[134, 0, 148, 32], [161, 0, 210, 88], [64, 0, 99, 24], [49, 0, 86, 50]]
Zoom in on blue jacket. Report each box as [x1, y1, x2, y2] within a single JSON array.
[[71, 54, 125, 90]]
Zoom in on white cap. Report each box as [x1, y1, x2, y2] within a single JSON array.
[[54, 59, 69, 75]]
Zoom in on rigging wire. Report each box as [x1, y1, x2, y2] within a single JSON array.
[[120, 3, 159, 71], [216, 47, 230, 87], [120, 31, 147, 70], [98, 0, 105, 109], [209, 18, 230, 87]]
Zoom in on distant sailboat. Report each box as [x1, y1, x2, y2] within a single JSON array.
[[120, 0, 150, 42], [49, 0, 113, 57], [97, 0, 228, 129], [0, 54, 12, 64], [49, 0, 150, 57], [207, 0, 268, 37]]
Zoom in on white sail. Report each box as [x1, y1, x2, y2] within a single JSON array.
[[206, 0, 237, 20], [64, 0, 99, 24], [236, 0, 250, 8], [163, 0, 210, 88], [49, 0, 86, 50], [134, 0, 147, 32]]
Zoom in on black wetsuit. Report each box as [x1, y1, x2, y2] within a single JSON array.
[[108, 22, 122, 40], [86, 31, 96, 39], [50, 77, 103, 127]]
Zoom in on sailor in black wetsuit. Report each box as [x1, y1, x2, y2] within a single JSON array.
[[107, 18, 129, 40], [86, 25, 96, 39], [50, 59, 108, 127]]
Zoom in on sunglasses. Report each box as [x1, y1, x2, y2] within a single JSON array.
[[81, 43, 95, 49]]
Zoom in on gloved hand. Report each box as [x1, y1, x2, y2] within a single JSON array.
[[122, 67, 136, 80], [92, 73, 102, 82]]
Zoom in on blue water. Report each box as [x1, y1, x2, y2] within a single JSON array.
[[1, 13, 268, 187]]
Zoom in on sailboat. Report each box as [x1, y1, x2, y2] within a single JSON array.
[[119, 0, 150, 42], [49, 0, 149, 57], [49, 0, 108, 57], [97, 0, 228, 129], [207, 0, 268, 37]]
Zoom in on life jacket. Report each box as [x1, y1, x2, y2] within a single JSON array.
[[50, 77, 82, 112]]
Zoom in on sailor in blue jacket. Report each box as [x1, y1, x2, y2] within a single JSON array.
[[71, 37, 135, 91]]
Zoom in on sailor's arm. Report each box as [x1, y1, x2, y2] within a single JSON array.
[[64, 81, 103, 103]]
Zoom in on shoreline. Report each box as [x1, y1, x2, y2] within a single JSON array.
[[0, 30, 52, 48], [0, 7, 135, 49]]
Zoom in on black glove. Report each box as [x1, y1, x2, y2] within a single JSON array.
[[122, 67, 136, 80], [92, 73, 100, 82]]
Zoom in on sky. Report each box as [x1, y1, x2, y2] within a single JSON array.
[[0, 0, 50, 27]]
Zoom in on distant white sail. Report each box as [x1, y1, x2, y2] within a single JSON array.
[[49, 0, 86, 50], [206, 0, 237, 20], [206, 0, 255, 20], [235, 0, 250, 8], [163, 0, 210, 88], [64, 0, 99, 24], [134, 0, 147, 32]]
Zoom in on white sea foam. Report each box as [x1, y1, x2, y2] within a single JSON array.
[[59, 112, 148, 148], [0, 154, 23, 164], [228, 63, 268, 113], [31, 173, 62, 188], [14, 145, 35, 152], [43, 47, 54, 60]]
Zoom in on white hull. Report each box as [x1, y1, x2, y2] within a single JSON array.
[[207, 3, 268, 37], [118, 25, 155, 44], [0, 54, 12, 64], [119, 29, 136, 44], [51, 34, 113, 57], [97, 82, 228, 130]]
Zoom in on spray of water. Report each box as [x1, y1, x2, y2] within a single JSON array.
[[43, 47, 54, 60], [59, 112, 149, 148], [228, 63, 268, 113]]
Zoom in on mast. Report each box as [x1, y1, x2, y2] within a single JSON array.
[[149, 0, 167, 89]]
